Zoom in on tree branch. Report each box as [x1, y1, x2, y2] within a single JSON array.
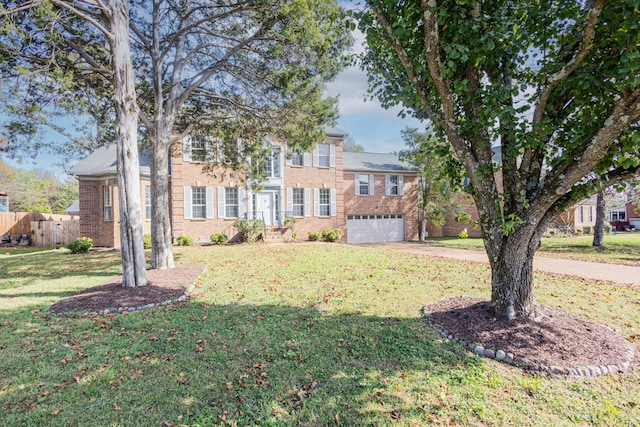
[[532, 0, 603, 127], [369, 4, 445, 128]]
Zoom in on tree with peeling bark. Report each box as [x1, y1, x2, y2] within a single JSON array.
[[1, 0, 147, 287], [127, 0, 350, 269], [357, 0, 640, 319], [2, 0, 350, 272]]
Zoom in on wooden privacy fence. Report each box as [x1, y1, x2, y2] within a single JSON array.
[[30, 219, 80, 247], [0, 212, 80, 247]]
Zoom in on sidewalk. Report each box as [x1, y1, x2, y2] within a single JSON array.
[[366, 242, 640, 287]]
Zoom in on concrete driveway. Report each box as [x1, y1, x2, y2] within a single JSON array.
[[364, 241, 640, 287]]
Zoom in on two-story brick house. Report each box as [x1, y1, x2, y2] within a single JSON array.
[[69, 128, 419, 246]]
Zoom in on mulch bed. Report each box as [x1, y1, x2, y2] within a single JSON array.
[[427, 296, 636, 370], [49, 264, 206, 315]]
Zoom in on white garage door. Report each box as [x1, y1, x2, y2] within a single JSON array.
[[347, 214, 405, 243], [630, 219, 640, 229]]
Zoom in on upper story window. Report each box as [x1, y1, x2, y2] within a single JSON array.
[[103, 186, 112, 221], [317, 144, 330, 167], [264, 150, 281, 178], [0, 198, 7, 213], [286, 147, 309, 167], [313, 143, 335, 168], [182, 135, 213, 163], [190, 137, 208, 162], [291, 151, 304, 166], [355, 173, 375, 196], [385, 175, 404, 196]]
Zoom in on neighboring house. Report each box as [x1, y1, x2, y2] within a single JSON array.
[[554, 196, 598, 232], [64, 200, 80, 216], [69, 128, 419, 246], [610, 201, 640, 231]]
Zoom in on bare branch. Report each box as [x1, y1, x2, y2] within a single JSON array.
[[49, 0, 111, 40]]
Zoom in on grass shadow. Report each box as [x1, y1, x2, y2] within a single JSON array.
[[0, 300, 484, 426]]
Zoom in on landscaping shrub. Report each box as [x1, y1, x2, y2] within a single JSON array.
[[321, 228, 343, 242], [308, 231, 322, 241], [233, 219, 264, 243], [582, 226, 592, 235], [143, 234, 152, 249], [458, 228, 469, 239], [176, 235, 195, 246], [210, 233, 228, 245], [66, 237, 93, 254]]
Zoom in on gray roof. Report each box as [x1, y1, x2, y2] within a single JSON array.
[[64, 200, 80, 215], [343, 152, 417, 173], [69, 144, 151, 177], [325, 127, 348, 137]]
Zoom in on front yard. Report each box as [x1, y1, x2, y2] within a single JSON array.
[[1, 243, 639, 426]]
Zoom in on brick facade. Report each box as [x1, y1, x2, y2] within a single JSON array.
[[78, 178, 152, 247], [343, 172, 419, 241], [73, 130, 420, 246]]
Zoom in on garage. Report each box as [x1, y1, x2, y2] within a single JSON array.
[[347, 214, 405, 243], [630, 218, 640, 230]]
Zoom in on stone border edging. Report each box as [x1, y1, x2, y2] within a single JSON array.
[[49, 269, 205, 317], [422, 297, 635, 377]]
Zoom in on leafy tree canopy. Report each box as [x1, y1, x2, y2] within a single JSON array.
[[356, 0, 640, 319], [0, 158, 78, 213]]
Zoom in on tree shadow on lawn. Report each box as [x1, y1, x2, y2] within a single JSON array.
[[0, 251, 123, 287], [0, 301, 484, 426]]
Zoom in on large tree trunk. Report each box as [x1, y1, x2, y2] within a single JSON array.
[[150, 135, 175, 269], [487, 228, 540, 320], [592, 190, 605, 247], [109, 0, 148, 287]]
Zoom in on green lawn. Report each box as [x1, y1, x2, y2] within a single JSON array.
[[0, 243, 639, 426], [426, 232, 640, 266]]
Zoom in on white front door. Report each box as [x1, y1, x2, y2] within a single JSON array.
[[256, 193, 274, 225]]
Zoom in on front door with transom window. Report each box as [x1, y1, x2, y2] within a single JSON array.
[[256, 192, 274, 226]]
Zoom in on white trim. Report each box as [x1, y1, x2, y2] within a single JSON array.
[[312, 146, 319, 167], [304, 188, 311, 217], [398, 175, 404, 196], [238, 187, 245, 218], [314, 188, 320, 217], [369, 174, 375, 195], [285, 145, 292, 166], [183, 136, 192, 162], [286, 188, 293, 213], [355, 173, 360, 196], [206, 187, 214, 219], [217, 187, 225, 219], [303, 152, 310, 166], [329, 144, 336, 168], [184, 186, 192, 219], [330, 188, 336, 217]]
